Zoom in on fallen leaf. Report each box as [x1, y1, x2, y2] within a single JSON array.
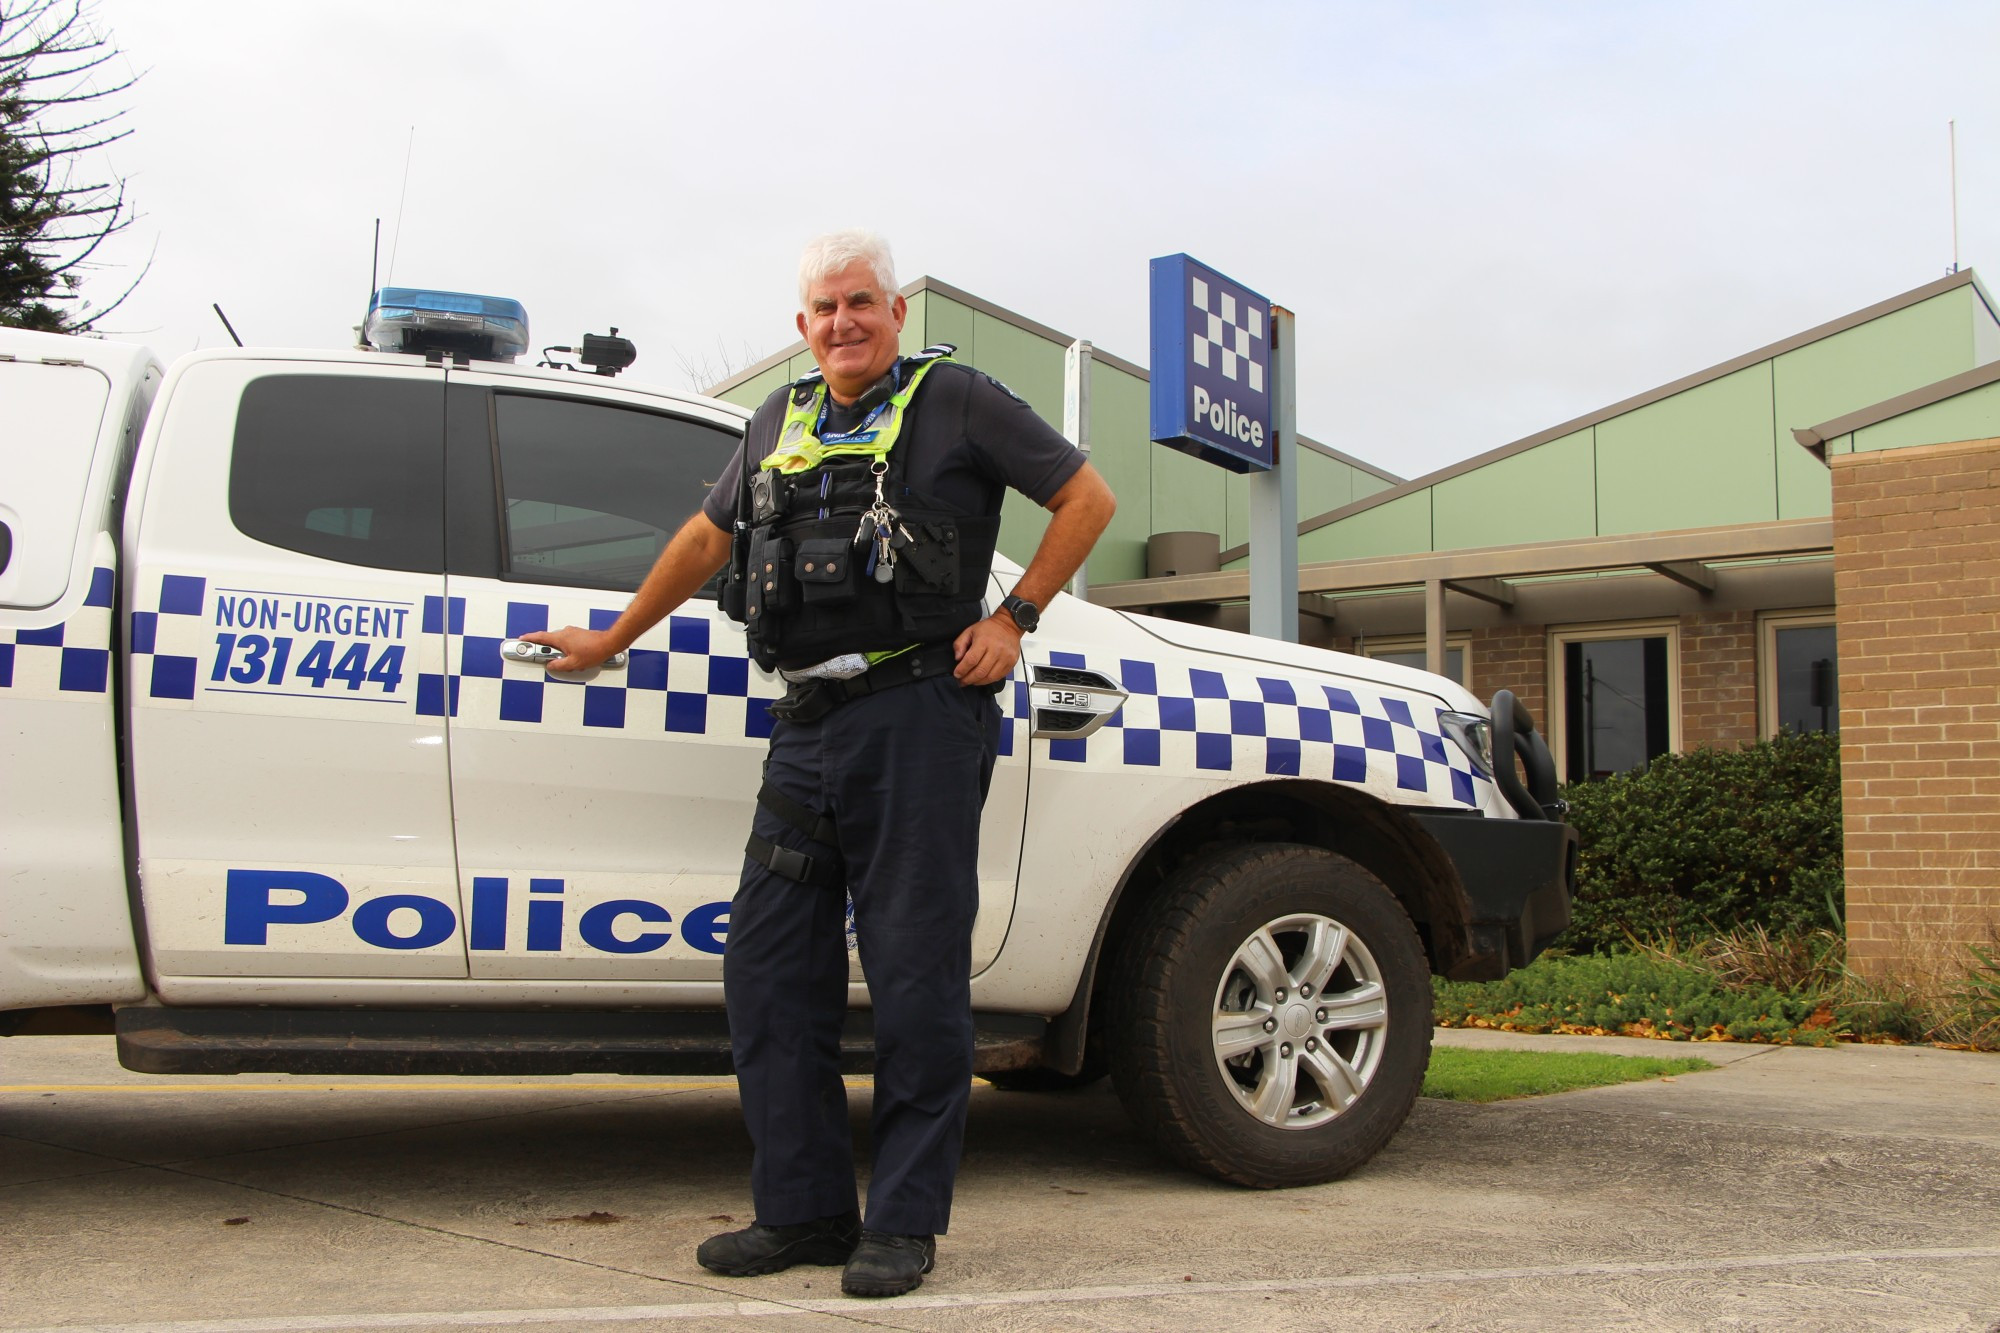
[[223, 1217, 250, 1226], [547, 1212, 623, 1225]]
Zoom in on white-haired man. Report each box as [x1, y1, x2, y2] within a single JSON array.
[[526, 230, 1115, 1297]]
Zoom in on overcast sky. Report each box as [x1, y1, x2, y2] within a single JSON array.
[[73, 0, 2000, 481]]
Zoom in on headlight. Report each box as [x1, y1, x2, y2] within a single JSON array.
[[1437, 711, 1493, 776]]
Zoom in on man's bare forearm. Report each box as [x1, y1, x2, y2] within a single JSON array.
[[603, 512, 734, 651], [1009, 463, 1117, 611]]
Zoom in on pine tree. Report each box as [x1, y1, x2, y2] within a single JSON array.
[[1, 0, 137, 333]]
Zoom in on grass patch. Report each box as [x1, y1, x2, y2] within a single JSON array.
[[1422, 1046, 1713, 1103]]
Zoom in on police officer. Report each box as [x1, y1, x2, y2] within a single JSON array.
[[526, 230, 1114, 1298]]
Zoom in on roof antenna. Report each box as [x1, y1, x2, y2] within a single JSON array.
[[211, 303, 244, 347], [371, 217, 381, 297], [386, 126, 416, 288], [1948, 119, 1961, 276]]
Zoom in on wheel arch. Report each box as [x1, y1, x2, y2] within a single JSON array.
[[1042, 780, 1474, 1075]]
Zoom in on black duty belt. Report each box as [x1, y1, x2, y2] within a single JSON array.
[[765, 641, 969, 725]]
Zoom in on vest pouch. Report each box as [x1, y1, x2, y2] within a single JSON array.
[[745, 528, 795, 626], [721, 526, 750, 622], [892, 518, 961, 595], [795, 536, 857, 606]]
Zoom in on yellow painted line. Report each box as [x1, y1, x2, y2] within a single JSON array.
[[2, 1078, 872, 1094]]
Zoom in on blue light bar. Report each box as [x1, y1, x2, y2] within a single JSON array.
[[364, 287, 529, 361]]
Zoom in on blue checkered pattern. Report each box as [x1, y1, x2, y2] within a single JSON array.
[[442, 597, 784, 740], [1190, 273, 1267, 395], [1040, 651, 1481, 807], [128, 572, 208, 701], [0, 563, 116, 698]]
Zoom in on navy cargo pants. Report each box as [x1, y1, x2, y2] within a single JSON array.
[[723, 673, 1001, 1237]]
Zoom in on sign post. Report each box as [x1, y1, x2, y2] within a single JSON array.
[[1062, 338, 1092, 601], [1149, 254, 1297, 642], [1249, 307, 1298, 642]]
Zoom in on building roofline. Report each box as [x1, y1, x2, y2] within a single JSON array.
[[1215, 268, 1994, 564], [1792, 355, 2000, 461], [704, 275, 1401, 484]]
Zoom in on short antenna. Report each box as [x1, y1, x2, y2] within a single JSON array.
[[386, 126, 416, 287], [1949, 119, 1961, 275], [211, 303, 244, 347]]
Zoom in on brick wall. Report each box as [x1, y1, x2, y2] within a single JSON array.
[[1831, 435, 2000, 974], [1468, 626, 1546, 730], [1678, 611, 1758, 749]]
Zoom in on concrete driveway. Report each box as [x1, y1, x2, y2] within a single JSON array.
[[1, 1029, 1996, 1332]]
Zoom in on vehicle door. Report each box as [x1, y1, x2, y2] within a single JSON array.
[[125, 358, 464, 983], [437, 369, 1029, 984]]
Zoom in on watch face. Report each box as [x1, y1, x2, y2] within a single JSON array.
[[1005, 596, 1039, 632]]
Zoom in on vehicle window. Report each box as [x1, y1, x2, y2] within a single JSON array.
[[493, 392, 739, 593], [228, 375, 444, 573]]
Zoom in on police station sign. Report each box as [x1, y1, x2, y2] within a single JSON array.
[[1149, 253, 1274, 473]]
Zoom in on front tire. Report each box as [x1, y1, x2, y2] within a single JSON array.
[[1106, 843, 1432, 1188]]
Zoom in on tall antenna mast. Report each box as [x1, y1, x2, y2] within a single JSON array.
[[386, 127, 416, 287], [1949, 119, 1961, 275]]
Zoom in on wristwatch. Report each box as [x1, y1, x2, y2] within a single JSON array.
[[999, 594, 1040, 634]]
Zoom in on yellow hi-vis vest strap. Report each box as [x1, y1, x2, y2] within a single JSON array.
[[761, 345, 954, 475]]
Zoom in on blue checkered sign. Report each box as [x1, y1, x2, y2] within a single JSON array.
[[1149, 253, 1273, 474]]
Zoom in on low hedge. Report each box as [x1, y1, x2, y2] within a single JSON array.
[[1434, 950, 1840, 1045], [1556, 729, 1843, 953]]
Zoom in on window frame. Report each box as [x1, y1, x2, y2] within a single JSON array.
[[1757, 607, 1838, 739], [1357, 634, 1473, 690], [1547, 618, 1682, 783]]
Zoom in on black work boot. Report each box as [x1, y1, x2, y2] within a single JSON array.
[[695, 1209, 860, 1277], [840, 1229, 937, 1297]]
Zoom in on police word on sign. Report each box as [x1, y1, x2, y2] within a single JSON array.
[[1148, 254, 1274, 474]]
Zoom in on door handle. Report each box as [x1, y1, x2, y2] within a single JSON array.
[[501, 638, 628, 670]]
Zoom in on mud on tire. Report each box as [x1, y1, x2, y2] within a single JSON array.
[[1106, 842, 1432, 1188]]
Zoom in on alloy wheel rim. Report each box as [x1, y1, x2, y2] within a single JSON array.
[[1209, 912, 1389, 1129]]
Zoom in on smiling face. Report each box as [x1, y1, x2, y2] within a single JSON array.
[[796, 259, 907, 403]]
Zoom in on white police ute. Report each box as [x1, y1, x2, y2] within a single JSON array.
[[0, 289, 1573, 1188]]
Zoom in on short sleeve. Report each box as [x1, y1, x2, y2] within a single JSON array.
[[701, 391, 786, 531], [962, 371, 1086, 505]]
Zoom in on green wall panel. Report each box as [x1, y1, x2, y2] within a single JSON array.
[[919, 291, 977, 363], [1151, 443, 1230, 549], [1773, 289, 1979, 458], [1431, 428, 1597, 547], [1595, 365, 1777, 534], [1775, 426, 1833, 518], [1084, 363, 1152, 582], [1853, 378, 2000, 452], [1976, 289, 2000, 367], [1296, 489, 1432, 564], [968, 311, 1064, 419]]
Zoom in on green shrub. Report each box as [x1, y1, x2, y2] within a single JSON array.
[[1557, 729, 1843, 953], [1434, 950, 1840, 1045]]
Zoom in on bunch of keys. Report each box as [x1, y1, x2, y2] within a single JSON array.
[[854, 461, 912, 583]]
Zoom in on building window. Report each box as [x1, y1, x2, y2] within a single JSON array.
[[1760, 610, 1838, 737], [1550, 622, 1679, 782], [1359, 636, 1470, 689]]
